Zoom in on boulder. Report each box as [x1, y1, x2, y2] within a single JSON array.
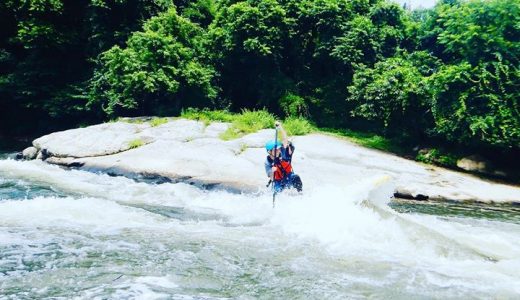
[[22, 146, 38, 160], [393, 187, 429, 201], [36, 148, 50, 160], [457, 155, 488, 173], [25, 119, 520, 204], [33, 122, 155, 158], [456, 155, 509, 178]]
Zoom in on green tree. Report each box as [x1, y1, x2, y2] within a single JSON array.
[[431, 58, 520, 148], [282, 0, 359, 124], [419, 0, 520, 149], [348, 51, 438, 136], [209, 0, 292, 112], [180, 0, 217, 27], [418, 0, 520, 65], [89, 7, 216, 117], [276, 0, 409, 125], [436, 0, 520, 65], [0, 0, 173, 134]]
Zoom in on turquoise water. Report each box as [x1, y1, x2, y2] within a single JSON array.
[[390, 199, 520, 225], [1, 157, 519, 299]]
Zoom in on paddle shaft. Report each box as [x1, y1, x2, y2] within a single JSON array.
[[272, 125, 278, 208]]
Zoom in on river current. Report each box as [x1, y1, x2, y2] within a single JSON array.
[[1, 151, 519, 299]]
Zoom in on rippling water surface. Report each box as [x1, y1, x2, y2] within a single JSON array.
[[1, 156, 519, 299]]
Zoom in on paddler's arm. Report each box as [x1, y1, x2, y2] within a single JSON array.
[[265, 159, 275, 178], [275, 121, 291, 155]]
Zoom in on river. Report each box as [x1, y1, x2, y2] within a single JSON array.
[[1, 148, 519, 299]]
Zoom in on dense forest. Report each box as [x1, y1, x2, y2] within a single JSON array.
[[1, 0, 519, 164]]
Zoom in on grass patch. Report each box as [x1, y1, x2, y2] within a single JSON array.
[[116, 117, 145, 124], [181, 108, 235, 126], [181, 108, 306, 140], [178, 109, 402, 156], [128, 138, 144, 149], [220, 109, 275, 140], [319, 128, 400, 153], [284, 117, 315, 136], [150, 117, 169, 127], [319, 128, 465, 169]]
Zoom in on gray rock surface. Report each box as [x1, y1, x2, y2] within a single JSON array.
[[33, 122, 154, 158], [22, 147, 38, 160], [31, 119, 520, 203], [457, 155, 488, 172], [457, 155, 508, 177]]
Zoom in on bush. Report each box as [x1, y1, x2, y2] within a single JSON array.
[[283, 117, 315, 136], [181, 108, 235, 125], [279, 93, 308, 118], [220, 109, 275, 140], [430, 60, 520, 149], [415, 148, 458, 167]]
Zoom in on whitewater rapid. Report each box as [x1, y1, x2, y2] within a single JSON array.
[[1, 159, 519, 299]]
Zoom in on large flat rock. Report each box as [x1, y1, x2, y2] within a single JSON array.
[[31, 119, 520, 203], [33, 122, 151, 158]]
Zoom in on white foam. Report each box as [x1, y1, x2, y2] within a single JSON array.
[[0, 196, 172, 233], [2, 159, 520, 296]]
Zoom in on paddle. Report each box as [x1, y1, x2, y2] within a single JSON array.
[[272, 124, 279, 208]]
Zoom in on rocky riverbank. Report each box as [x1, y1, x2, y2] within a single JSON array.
[[20, 118, 520, 203]]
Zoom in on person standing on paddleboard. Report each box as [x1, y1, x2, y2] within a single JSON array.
[[265, 121, 302, 193]]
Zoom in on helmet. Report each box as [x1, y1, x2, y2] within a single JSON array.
[[265, 140, 281, 151]]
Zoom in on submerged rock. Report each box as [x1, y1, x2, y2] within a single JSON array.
[[393, 188, 429, 201], [15, 152, 23, 160]]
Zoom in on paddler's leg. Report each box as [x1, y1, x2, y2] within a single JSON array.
[[288, 173, 302, 192], [274, 180, 283, 193]]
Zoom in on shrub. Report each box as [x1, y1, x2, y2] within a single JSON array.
[[181, 108, 235, 125], [220, 109, 275, 140], [415, 148, 458, 167], [279, 93, 308, 118], [283, 117, 315, 136]]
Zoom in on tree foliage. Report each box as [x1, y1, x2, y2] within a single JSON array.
[[350, 0, 520, 149], [1, 0, 519, 154], [89, 8, 216, 116], [431, 58, 520, 148], [348, 51, 438, 135], [0, 0, 173, 133]]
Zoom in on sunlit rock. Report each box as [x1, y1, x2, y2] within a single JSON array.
[[29, 119, 520, 203], [22, 146, 38, 160]]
